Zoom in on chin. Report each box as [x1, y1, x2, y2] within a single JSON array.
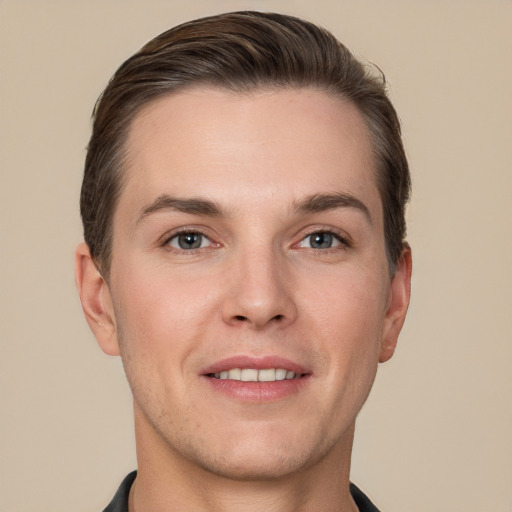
[[174, 426, 338, 482], [194, 449, 313, 482]]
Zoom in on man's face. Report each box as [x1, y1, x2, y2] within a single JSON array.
[[101, 87, 409, 479]]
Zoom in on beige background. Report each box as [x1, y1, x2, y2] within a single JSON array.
[[1, 1, 511, 511]]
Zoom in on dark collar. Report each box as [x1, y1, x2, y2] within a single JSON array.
[[103, 471, 381, 512]]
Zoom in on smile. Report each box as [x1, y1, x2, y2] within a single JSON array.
[[203, 357, 310, 401], [209, 368, 301, 381]]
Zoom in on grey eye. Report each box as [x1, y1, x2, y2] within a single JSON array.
[[308, 232, 334, 249], [297, 231, 345, 250], [169, 232, 209, 250]]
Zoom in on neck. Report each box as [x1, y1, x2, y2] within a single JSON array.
[[130, 406, 359, 512]]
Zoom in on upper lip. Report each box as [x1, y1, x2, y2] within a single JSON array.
[[201, 355, 310, 376]]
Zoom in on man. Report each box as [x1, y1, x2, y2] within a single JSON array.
[[75, 11, 411, 512]]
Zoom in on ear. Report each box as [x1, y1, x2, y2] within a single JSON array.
[[379, 245, 412, 363], [74, 243, 120, 356]]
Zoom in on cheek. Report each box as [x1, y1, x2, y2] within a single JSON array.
[[300, 265, 388, 342], [110, 261, 221, 368], [110, 279, 196, 418], [300, 267, 388, 397]]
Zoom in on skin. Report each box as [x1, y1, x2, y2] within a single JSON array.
[[76, 87, 411, 511]]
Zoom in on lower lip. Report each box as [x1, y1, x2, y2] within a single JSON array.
[[203, 376, 310, 402]]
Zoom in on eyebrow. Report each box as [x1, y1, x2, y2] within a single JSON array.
[[137, 191, 372, 224], [293, 193, 372, 224], [137, 194, 224, 224]]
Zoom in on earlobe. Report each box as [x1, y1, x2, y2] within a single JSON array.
[[74, 243, 120, 356], [379, 245, 412, 363]]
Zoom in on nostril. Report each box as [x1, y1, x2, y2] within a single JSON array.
[[235, 315, 248, 321], [274, 314, 284, 321]]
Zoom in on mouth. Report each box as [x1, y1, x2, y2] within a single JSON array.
[[201, 356, 311, 402], [207, 368, 305, 382]]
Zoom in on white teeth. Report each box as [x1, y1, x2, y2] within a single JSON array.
[[214, 368, 298, 382], [241, 369, 258, 382], [258, 368, 276, 382], [228, 368, 241, 380], [275, 368, 287, 380]]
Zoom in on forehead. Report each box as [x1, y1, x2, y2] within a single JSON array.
[[120, 86, 379, 217]]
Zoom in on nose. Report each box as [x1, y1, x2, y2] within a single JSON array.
[[221, 247, 298, 330]]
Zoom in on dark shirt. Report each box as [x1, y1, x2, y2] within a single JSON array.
[[103, 471, 381, 512]]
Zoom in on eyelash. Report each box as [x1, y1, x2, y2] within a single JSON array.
[[162, 229, 215, 253], [296, 228, 351, 251], [162, 227, 351, 254]]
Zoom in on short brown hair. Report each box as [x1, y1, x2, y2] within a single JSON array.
[[81, 11, 410, 277]]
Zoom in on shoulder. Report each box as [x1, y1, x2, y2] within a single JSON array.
[[350, 483, 381, 512], [102, 471, 137, 512]]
